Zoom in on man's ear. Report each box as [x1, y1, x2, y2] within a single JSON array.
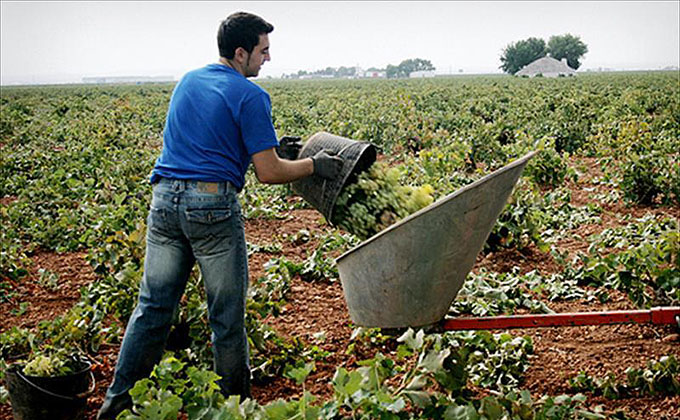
[[233, 47, 248, 64]]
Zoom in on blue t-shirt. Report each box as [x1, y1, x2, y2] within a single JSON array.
[[150, 64, 279, 190]]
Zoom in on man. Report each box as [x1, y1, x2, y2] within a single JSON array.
[[98, 11, 342, 419]]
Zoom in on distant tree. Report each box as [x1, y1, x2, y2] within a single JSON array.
[[547, 34, 588, 69], [386, 64, 401, 78], [386, 58, 435, 78], [499, 37, 547, 74], [400, 58, 435, 75], [337, 66, 356, 77], [284, 59, 434, 79]]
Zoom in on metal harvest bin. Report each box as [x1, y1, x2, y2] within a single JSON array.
[[335, 152, 536, 328]]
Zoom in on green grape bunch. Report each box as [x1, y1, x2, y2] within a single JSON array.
[[333, 162, 434, 240], [22, 349, 82, 377]]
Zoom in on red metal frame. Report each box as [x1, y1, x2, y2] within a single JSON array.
[[442, 307, 680, 331]]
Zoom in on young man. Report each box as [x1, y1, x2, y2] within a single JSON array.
[[98, 12, 342, 419]]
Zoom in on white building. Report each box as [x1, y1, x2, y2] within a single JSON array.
[[409, 70, 436, 78], [516, 57, 576, 78]]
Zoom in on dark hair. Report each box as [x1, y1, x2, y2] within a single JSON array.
[[217, 12, 274, 59]]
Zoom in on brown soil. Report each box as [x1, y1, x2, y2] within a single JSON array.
[[2, 161, 679, 420], [0, 251, 97, 334], [476, 244, 562, 275], [0, 197, 17, 207]]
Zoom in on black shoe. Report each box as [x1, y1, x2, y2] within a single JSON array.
[[97, 394, 132, 420]]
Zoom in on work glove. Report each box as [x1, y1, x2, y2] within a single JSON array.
[[275, 136, 303, 160], [311, 150, 343, 180]]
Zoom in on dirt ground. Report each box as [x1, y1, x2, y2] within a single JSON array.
[[1, 158, 679, 419]]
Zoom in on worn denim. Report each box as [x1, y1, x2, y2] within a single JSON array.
[[102, 177, 250, 411]]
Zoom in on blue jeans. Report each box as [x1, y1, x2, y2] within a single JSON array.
[[103, 178, 250, 408]]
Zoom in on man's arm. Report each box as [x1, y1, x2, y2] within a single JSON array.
[[252, 147, 344, 184], [251, 148, 314, 184]]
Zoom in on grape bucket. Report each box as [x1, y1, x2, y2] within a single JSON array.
[[335, 152, 536, 328], [291, 132, 377, 224], [5, 360, 95, 420]]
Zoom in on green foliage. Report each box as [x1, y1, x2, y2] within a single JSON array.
[[37, 268, 60, 291], [1, 85, 165, 283], [547, 34, 589, 70], [119, 356, 223, 420], [451, 269, 554, 317], [397, 329, 534, 394], [486, 179, 548, 252], [1, 73, 678, 420], [485, 180, 602, 253], [453, 263, 606, 315], [398, 139, 479, 198], [241, 174, 292, 219], [0, 327, 36, 359], [565, 215, 679, 307], [447, 331, 534, 391], [500, 37, 547, 75], [0, 222, 30, 282], [525, 145, 571, 188], [97, 329, 587, 419], [587, 119, 679, 205], [540, 188, 602, 242], [568, 355, 680, 398], [248, 257, 296, 318], [620, 151, 677, 205], [299, 232, 358, 282], [626, 355, 680, 396], [436, 391, 607, 420], [284, 362, 316, 385]]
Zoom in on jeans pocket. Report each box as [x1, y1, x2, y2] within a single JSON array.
[[184, 207, 237, 256]]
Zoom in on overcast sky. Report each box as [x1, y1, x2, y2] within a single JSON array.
[[1, 1, 678, 85]]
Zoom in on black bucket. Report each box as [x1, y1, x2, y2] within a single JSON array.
[[5, 360, 95, 420], [291, 132, 377, 224]]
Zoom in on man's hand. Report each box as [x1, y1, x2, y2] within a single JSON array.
[[311, 150, 343, 180], [276, 136, 303, 160]]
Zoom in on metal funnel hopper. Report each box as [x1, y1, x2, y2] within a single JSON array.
[[336, 152, 536, 328]]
